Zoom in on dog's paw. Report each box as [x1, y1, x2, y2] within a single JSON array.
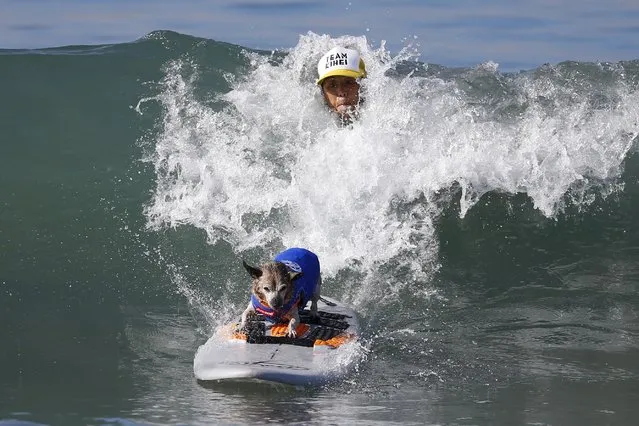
[[287, 324, 298, 338]]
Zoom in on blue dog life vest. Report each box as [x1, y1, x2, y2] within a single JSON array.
[[250, 248, 320, 322]]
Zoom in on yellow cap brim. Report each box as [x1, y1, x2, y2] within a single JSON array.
[[316, 69, 366, 85]]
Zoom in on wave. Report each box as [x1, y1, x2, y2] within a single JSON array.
[[2, 29, 637, 321], [137, 32, 639, 316]]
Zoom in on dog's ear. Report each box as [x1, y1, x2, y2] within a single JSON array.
[[289, 271, 302, 281], [243, 260, 262, 279]]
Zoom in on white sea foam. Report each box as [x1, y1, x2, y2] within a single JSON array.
[[144, 33, 639, 309]]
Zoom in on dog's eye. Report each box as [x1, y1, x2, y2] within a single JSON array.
[[263, 287, 271, 293]]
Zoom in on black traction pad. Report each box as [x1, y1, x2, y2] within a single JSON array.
[[239, 309, 352, 347]]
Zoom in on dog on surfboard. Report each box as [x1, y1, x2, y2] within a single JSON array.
[[240, 248, 322, 337]]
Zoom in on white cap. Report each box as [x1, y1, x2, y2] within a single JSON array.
[[316, 47, 367, 85]]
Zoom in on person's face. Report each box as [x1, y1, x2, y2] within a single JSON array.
[[321, 76, 361, 119]]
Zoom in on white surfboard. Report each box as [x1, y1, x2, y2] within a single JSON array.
[[193, 296, 361, 386]]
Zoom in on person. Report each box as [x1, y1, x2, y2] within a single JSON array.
[[316, 46, 367, 123]]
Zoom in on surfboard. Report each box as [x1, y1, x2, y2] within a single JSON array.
[[193, 296, 361, 386]]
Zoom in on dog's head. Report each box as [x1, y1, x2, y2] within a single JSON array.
[[243, 260, 300, 310]]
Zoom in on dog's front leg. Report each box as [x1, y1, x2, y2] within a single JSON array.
[[240, 301, 255, 329], [287, 310, 300, 338]]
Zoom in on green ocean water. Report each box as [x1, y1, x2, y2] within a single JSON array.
[[2, 31, 639, 425]]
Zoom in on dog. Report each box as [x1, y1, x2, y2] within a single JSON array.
[[240, 248, 322, 338]]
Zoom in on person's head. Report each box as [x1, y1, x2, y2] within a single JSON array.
[[316, 47, 366, 122]]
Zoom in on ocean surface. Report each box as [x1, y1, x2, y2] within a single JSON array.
[[2, 26, 639, 426]]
